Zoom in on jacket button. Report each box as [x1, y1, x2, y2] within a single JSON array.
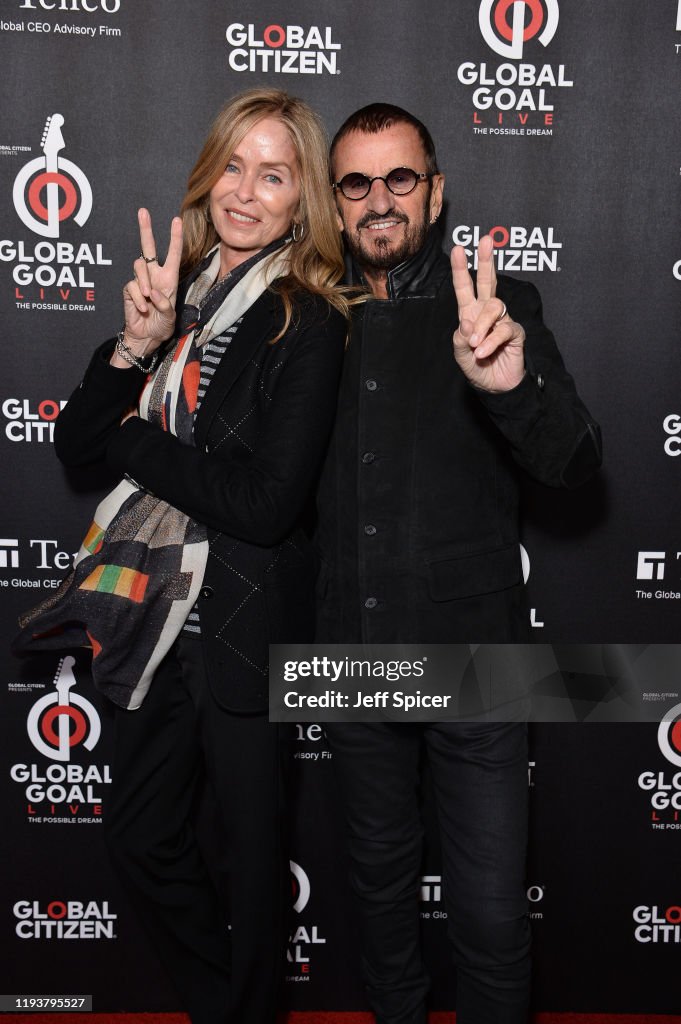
[[365, 379, 378, 391], [362, 451, 376, 464], [536, 373, 545, 390], [364, 524, 377, 536], [200, 586, 214, 599], [364, 597, 378, 609]]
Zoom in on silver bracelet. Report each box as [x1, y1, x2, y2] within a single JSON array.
[[115, 331, 159, 373]]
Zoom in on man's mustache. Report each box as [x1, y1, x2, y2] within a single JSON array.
[[356, 210, 409, 230]]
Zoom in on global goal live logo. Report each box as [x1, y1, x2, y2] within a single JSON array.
[[27, 656, 100, 762], [13, 114, 92, 239], [479, 0, 559, 59], [460, 0, 571, 134]]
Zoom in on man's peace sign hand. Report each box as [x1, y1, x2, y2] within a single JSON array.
[[451, 234, 525, 393]]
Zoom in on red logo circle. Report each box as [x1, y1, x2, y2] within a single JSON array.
[[494, 0, 545, 43], [40, 705, 88, 748], [27, 171, 78, 224]]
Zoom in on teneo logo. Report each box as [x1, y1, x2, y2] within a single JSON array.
[[13, 115, 91, 239], [0, 538, 19, 568], [663, 414, 681, 456], [2, 537, 77, 594], [637, 551, 666, 581], [635, 551, 681, 602], [27, 656, 100, 762], [420, 875, 448, 921], [292, 723, 332, 763], [5, 114, 111, 309], [14, 900, 117, 939], [479, 0, 559, 59], [460, 1, 571, 132], [527, 883, 544, 920], [225, 22, 340, 75], [18, 1, 121, 11], [2, 397, 66, 442], [421, 875, 442, 902], [452, 224, 562, 272], [633, 905, 681, 943]]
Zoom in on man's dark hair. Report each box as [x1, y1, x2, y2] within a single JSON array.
[[330, 103, 439, 176]]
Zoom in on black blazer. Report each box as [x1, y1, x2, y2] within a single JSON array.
[[55, 286, 346, 712], [316, 232, 601, 645]]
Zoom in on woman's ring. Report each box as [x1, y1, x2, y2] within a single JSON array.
[[140, 253, 158, 264], [495, 303, 507, 322]]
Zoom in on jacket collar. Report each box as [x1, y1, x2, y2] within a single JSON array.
[[351, 227, 449, 301]]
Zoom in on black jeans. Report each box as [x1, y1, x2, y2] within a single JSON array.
[[104, 637, 290, 1024], [325, 721, 531, 1024]]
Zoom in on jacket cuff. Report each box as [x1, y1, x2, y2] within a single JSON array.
[[472, 370, 544, 420], [106, 416, 153, 477], [83, 339, 149, 399]]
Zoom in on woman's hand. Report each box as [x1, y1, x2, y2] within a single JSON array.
[[117, 208, 183, 362]]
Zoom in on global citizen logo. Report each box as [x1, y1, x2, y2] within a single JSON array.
[[225, 23, 340, 75], [14, 899, 117, 939], [287, 861, 325, 979], [10, 658, 111, 819], [2, 397, 66, 442], [633, 905, 681, 943], [459, 1, 572, 133], [638, 703, 681, 828], [452, 224, 562, 272], [5, 113, 111, 309]]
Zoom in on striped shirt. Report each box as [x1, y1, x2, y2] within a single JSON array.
[[183, 320, 242, 637]]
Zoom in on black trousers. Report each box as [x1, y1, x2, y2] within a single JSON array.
[[104, 637, 289, 1024], [325, 721, 531, 1024]]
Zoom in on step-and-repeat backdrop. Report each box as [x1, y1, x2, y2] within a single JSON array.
[[1, 1, 680, 1015]]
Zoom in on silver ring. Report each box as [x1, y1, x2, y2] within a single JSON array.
[[139, 252, 158, 264], [495, 302, 507, 322]]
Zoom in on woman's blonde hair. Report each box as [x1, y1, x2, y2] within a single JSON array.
[[181, 89, 352, 335]]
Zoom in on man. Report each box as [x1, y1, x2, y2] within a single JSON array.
[[316, 104, 601, 1023]]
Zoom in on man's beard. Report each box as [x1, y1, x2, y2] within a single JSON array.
[[342, 202, 430, 273]]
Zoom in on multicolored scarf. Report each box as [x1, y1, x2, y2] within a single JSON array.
[[15, 241, 291, 709]]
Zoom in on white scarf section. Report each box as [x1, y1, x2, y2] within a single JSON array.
[[138, 243, 291, 424]]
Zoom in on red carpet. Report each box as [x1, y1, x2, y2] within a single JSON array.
[[1, 1013, 680, 1023]]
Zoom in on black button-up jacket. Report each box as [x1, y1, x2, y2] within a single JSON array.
[[315, 230, 601, 644]]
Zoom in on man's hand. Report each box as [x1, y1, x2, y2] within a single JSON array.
[[120, 208, 183, 357], [451, 235, 525, 393]]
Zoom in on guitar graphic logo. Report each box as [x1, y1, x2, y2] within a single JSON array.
[[13, 114, 93, 239], [27, 656, 101, 762]]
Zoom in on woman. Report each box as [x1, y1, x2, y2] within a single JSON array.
[[15, 89, 349, 1024]]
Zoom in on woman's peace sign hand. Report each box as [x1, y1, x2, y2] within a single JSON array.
[[120, 208, 183, 357]]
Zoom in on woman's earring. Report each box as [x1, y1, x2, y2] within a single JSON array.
[[291, 222, 305, 242]]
